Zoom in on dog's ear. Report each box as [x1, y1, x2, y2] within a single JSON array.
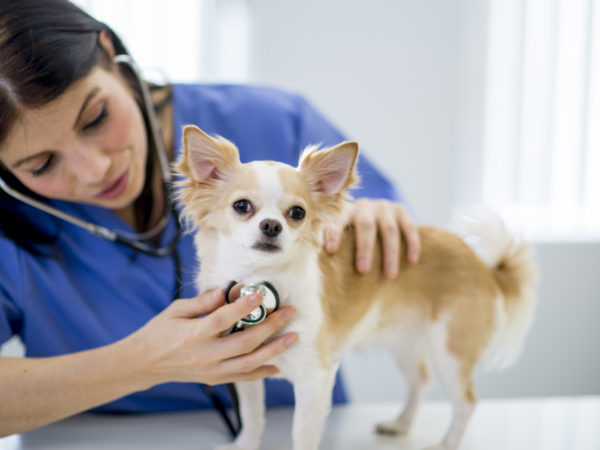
[[179, 125, 240, 183], [299, 141, 359, 195]]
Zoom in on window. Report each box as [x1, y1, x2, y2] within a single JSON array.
[[483, 0, 600, 241], [72, 0, 250, 83]]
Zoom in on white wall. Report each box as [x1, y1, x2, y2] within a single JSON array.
[[246, 0, 600, 402], [247, 0, 489, 225]]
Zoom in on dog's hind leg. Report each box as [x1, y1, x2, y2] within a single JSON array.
[[375, 355, 430, 436], [424, 324, 476, 450], [216, 379, 265, 450], [291, 363, 339, 450]]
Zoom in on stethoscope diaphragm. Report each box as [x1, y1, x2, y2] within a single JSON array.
[[225, 281, 280, 329]]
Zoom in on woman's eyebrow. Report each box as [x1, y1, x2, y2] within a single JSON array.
[[10, 87, 101, 169]]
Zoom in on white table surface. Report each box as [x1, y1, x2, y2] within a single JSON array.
[[1, 397, 599, 450]]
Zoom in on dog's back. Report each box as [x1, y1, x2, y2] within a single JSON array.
[[318, 219, 537, 362], [315, 212, 537, 448]]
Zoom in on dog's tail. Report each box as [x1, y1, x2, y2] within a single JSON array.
[[447, 207, 539, 369]]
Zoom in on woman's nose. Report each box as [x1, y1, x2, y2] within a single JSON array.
[[69, 146, 111, 184]]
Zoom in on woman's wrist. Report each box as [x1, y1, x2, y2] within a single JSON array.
[[110, 330, 161, 392]]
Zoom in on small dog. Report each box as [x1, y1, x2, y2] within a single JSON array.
[[175, 125, 538, 450]]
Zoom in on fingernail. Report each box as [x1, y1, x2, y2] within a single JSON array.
[[283, 307, 296, 321], [326, 237, 338, 252], [386, 263, 398, 277], [410, 250, 419, 263], [358, 257, 370, 272], [247, 293, 261, 306], [284, 335, 298, 348]]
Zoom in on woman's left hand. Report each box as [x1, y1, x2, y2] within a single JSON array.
[[324, 199, 421, 278]]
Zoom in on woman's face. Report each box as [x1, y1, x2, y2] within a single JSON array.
[[0, 66, 148, 211]]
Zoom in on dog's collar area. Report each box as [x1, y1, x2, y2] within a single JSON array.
[[225, 281, 280, 332]]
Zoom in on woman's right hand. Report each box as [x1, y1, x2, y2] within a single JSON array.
[[127, 288, 297, 388]]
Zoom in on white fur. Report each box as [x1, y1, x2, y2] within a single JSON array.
[[446, 206, 511, 267]]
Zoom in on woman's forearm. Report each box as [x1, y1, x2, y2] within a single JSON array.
[[0, 338, 148, 437]]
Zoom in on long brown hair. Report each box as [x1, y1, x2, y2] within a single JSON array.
[[0, 0, 159, 253]]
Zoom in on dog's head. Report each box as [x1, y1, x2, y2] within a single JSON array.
[[175, 125, 359, 261]]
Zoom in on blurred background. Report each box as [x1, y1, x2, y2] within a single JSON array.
[[2, 0, 599, 403]]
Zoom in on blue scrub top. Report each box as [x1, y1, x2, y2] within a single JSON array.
[[0, 83, 403, 413]]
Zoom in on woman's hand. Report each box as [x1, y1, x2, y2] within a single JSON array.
[[324, 198, 421, 278], [127, 288, 297, 388]]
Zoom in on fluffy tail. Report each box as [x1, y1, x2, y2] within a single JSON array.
[[447, 207, 539, 369]]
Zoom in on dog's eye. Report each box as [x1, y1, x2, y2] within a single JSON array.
[[233, 199, 253, 214], [288, 206, 306, 221]]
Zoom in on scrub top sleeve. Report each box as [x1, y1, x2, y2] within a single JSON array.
[[0, 237, 24, 346], [293, 96, 405, 204]]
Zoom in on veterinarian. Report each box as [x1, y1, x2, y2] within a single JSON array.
[[0, 0, 421, 437]]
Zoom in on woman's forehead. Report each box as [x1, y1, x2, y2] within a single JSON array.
[[0, 68, 113, 159]]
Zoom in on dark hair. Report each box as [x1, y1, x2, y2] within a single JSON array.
[[0, 0, 159, 254]]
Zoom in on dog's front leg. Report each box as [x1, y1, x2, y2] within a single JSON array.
[[216, 380, 265, 450], [291, 364, 339, 450]]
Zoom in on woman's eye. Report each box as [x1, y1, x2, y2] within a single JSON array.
[[31, 155, 55, 177], [233, 199, 253, 214], [288, 206, 306, 221], [83, 105, 107, 130]]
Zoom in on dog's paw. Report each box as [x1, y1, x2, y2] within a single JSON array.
[[375, 418, 412, 436]]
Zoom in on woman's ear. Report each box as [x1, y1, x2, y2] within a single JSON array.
[[98, 29, 116, 59]]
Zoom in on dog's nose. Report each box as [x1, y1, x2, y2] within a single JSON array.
[[260, 219, 282, 237]]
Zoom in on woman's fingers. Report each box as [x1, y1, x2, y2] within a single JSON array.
[[170, 289, 225, 318], [216, 306, 296, 358], [324, 213, 348, 253], [217, 331, 298, 376], [202, 292, 265, 335], [327, 199, 421, 278], [205, 365, 281, 385], [396, 205, 420, 264], [202, 307, 298, 384], [376, 202, 401, 278], [352, 199, 377, 274], [324, 225, 341, 253]]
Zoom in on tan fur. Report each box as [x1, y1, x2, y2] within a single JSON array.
[[316, 226, 502, 384]]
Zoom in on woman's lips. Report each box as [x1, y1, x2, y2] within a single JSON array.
[[95, 170, 129, 200]]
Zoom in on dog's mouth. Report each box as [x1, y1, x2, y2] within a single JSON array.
[[252, 241, 282, 252]]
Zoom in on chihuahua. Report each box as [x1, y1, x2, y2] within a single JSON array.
[[175, 125, 538, 450]]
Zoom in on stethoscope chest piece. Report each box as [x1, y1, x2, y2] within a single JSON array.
[[225, 281, 280, 330]]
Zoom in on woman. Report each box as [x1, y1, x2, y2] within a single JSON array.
[[0, 0, 420, 437]]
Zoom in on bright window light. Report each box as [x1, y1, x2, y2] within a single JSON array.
[[71, 0, 249, 83], [483, 0, 600, 241]]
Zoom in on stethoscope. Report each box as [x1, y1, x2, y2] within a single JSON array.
[[0, 54, 179, 258]]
